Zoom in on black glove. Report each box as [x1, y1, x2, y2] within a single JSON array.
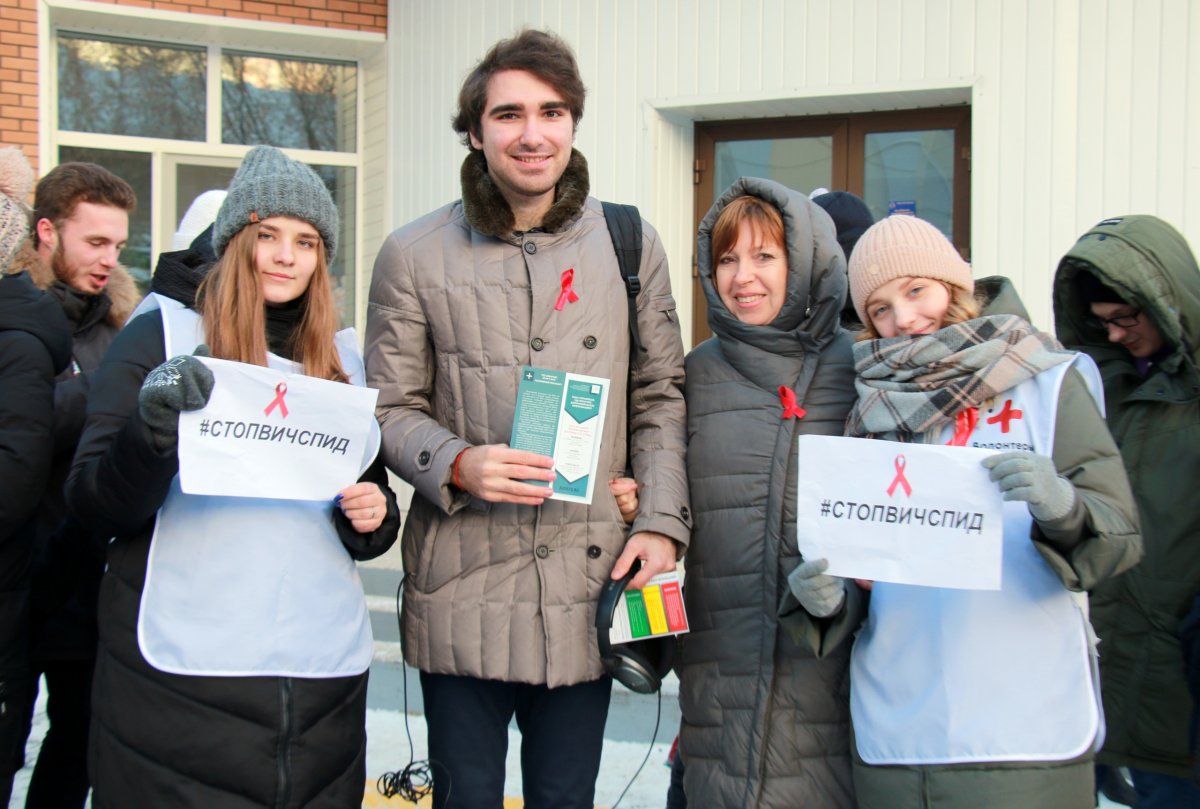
[[138, 347, 214, 452]]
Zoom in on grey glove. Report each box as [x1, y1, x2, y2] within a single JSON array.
[[138, 348, 214, 452], [982, 450, 1076, 523], [787, 558, 846, 618]]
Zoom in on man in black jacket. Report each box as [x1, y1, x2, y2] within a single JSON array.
[[0, 146, 72, 808], [8, 161, 137, 809]]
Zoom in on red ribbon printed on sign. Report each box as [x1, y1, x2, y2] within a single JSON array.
[[555, 268, 580, 311], [264, 381, 289, 419], [946, 407, 979, 447], [887, 454, 913, 497], [778, 386, 807, 420]]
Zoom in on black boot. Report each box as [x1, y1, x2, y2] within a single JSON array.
[[1098, 764, 1138, 807]]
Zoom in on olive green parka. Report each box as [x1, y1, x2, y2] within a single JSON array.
[[1053, 214, 1200, 777]]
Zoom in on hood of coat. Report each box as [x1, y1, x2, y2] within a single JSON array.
[[460, 148, 590, 239], [977, 275, 1033, 321], [8, 240, 139, 328], [1052, 214, 1200, 394], [148, 222, 216, 309], [697, 176, 847, 357], [0, 270, 73, 373]]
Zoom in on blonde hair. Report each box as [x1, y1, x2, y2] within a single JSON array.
[[197, 223, 348, 383], [855, 281, 982, 341]]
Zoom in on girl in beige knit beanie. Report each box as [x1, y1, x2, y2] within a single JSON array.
[[847, 214, 978, 339], [841, 213, 1139, 809]]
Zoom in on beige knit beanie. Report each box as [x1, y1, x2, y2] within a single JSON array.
[[848, 214, 973, 325]]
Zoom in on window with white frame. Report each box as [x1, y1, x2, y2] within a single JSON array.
[[53, 31, 359, 325]]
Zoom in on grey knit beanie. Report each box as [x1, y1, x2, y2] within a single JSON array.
[[213, 145, 338, 263], [0, 146, 34, 273], [848, 214, 973, 325]]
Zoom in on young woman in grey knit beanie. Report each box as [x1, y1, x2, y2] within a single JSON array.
[[67, 145, 400, 808]]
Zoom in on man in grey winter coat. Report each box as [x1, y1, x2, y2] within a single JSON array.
[[365, 29, 690, 809]]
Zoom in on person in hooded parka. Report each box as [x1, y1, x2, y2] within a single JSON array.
[[1053, 215, 1200, 807], [676, 176, 862, 809]]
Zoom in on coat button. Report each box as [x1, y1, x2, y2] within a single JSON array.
[[535, 544, 550, 559], [524, 242, 537, 255], [530, 337, 545, 351], [418, 450, 431, 465], [583, 335, 598, 349], [587, 545, 602, 559], [680, 506, 690, 521]]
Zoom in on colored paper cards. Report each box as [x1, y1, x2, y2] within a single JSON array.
[[607, 572, 690, 645], [509, 365, 609, 504]]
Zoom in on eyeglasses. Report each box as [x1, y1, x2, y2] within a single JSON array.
[[1088, 310, 1142, 330]]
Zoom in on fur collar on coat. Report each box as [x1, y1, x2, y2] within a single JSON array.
[[7, 240, 138, 327], [459, 148, 590, 238]]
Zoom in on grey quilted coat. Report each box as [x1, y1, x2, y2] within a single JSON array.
[[365, 150, 691, 687], [678, 177, 861, 808]]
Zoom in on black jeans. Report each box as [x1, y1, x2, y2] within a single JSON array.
[[24, 660, 93, 809], [665, 741, 687, 809], [420, 671, 612, 809]]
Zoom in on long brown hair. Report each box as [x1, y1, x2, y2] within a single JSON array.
[[856, 282, 982, 341], [197, 222, 348, 383]]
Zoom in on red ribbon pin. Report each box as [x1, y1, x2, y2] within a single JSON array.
[[887, 454, 913, 497], [778, 386, 807, 420], [264, 381, 289, 419], [555, 268, 580, 311], [946, 407, 979, 447]]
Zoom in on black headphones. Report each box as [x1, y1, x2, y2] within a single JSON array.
[[595, 562, 677, 695]]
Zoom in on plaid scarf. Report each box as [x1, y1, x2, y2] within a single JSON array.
[[845, 315, 1074, 441]]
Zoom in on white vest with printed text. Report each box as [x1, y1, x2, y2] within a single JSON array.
[[850, 355, 1105, 765], [135, 294, 379, 677]]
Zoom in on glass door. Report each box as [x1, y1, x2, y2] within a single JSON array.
[[693, 107, 970, 345]]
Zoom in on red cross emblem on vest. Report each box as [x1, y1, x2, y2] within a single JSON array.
[[986, 399, 1023, 433]]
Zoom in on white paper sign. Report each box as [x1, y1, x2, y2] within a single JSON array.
[[178, 357, 379, 501], [795, 434, 1004, 590]]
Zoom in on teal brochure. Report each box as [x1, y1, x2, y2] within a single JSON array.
[[509, 366, 610, 504]]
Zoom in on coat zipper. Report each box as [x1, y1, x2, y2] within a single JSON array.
[[275, 678, 294, 809]]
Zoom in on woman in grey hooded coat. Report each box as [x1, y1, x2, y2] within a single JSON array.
[[676, 177, 861, 808]]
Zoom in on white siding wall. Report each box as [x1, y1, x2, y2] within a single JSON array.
[[385, 0, 1200, 337], [359, 43, 391, 331]]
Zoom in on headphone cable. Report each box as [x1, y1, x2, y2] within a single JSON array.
[[376, 575, 442, 804], [609, 686, 662, 809]]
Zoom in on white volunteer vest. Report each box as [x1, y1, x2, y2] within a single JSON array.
[[851, 355, 1106, 765], [135, 295, 378, 677]]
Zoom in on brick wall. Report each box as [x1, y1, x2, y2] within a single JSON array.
[[91, 0, 386, 33], [0, 0, 386, 173], [0, 0, 38, 169]]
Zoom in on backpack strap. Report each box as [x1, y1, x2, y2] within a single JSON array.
[[601, 201, 646, 358]]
